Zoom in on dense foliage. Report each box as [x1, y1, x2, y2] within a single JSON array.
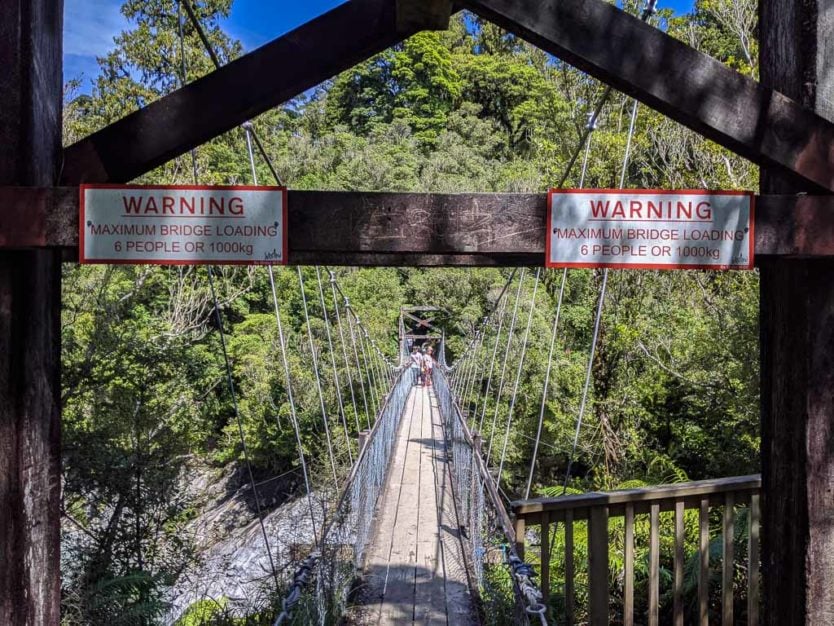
[[61, 0, 760, 622]]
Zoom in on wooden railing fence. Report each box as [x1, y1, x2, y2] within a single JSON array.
[[511, 475, 761, 626]]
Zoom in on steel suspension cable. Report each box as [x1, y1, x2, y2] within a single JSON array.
[[451, 269, 518, 391], [344, 299, 372, 428], [524, 269, 568, 499], [469, 319, 497, 427], [325, 272, 396, 422], [445, 270, 519, 429], [357, 323, 379, 416], [207, 271, 280, 583], [315, 267, 354, 463], [554, 0, 657, 189], [297, 268, 340, 488], [370, 334, 388, 407], [486, 269, 527, 463], [523, 104, 596, 499], [329, 271, 360, 434], [366, 333, 383, 404], [267, 271, 320, 538], [462, 327, 488, 414], [454, 338, 475, 396], [177, 1, 278, 585], [461, 333, 482, 398], [496, 268, 542, 488], [461, 329, 484, 409], [478, 293, 511, 433], [243, 124, 320, 538], [563, 72, 644, 494]]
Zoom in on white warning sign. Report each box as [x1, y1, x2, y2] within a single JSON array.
[[546, 190, 754, 270], [80, 184, 287, 265]]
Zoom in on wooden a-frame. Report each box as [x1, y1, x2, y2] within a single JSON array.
[[1, 0, 833, 623]]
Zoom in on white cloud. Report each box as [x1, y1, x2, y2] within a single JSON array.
[[64, 0, 126, 58]]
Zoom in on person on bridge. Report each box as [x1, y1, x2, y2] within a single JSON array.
[[423, 346, 435, 387], [410, 344, 423, 385]]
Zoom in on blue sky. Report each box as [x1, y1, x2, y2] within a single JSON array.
[[64, 0, 695, 92]]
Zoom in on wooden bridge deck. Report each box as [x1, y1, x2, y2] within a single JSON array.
[[354, 385, 476, 625]]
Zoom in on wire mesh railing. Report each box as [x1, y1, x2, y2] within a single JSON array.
[[433, 368, 548, 626], [274, 366, 412, 625]]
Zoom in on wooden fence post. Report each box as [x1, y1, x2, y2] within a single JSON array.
[[588, 506, 609, 626]]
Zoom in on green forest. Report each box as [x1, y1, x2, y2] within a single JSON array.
[[60, 0, 760, 623]]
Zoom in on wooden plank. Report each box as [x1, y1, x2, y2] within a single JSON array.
[[759, 3, 834, 625], [464, 0, 834, 192], [564, 509, 574, 626], [60, 0, 430, 185], [588, 506, 609, 626], [623, 504, 634, 626], [748, 493, 760, 626], [414, 388, 443, 625], [673, 501, 684, 626], [648, 504, 660, 626], [514, 516, 526, 561], [0, 0, 63, 624], [722, 493, 734, 625], [365, 384, 477, 625], [699, 498, 709, 626], [9, 189, 834, 262]]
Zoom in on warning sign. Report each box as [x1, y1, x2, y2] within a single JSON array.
[[80, 184, 288, 265], [546, 190, 754, 270]]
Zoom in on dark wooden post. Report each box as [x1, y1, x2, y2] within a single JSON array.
[[0, 1, 63, 624], [760, 1, 834, 623]]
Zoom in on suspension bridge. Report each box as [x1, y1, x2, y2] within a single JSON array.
[[230, 264, 761, 626], [247, 266, 547, 626]]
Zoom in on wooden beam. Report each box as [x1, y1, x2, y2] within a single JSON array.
[[5, 188, 834, 264], [512, 475, 762, 517], [396, 0, 452, 31], [759, 2, 834, 624], [0, 0, 63, 624], [464, 0, 834, 193], [60, 0, 427, 185]]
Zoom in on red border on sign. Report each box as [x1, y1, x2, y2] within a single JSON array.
[[545, 189, 755, 271], [79, 184, 289, 266]]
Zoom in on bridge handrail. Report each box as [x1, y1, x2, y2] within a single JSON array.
[[275, 365, 411, 624], [433, 368, 548, 625], [339, 366, 409, 499], [511, 474, 761, 519]]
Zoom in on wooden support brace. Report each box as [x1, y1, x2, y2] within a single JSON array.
[[464, 0, 834, 192], [61, 0, 423, 185], [396, 0, 452, 32]]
